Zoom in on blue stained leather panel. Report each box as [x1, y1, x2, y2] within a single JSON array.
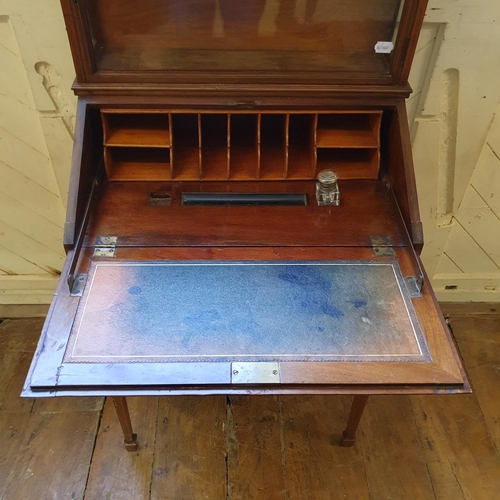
[[64, 261, 429, 363]]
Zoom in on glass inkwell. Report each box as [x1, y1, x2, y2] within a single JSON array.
[[316, 169, 340, 206]]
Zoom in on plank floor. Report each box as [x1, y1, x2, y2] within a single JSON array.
[[0, 305, 499, 499]]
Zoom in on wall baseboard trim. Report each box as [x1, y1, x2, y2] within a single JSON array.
[[439, 302, 500, 317], [0, 304, 50, 318], [0, 275, 58, 305]]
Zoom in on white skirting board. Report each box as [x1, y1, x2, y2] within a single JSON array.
[[0, 275, 58, 305]]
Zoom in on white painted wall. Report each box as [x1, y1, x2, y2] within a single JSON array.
[[0, 0, 499, 303], [409, 0, 500, 300], [0, 0, 76, 304]]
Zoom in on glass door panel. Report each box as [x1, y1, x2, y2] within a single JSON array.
[[84, 0, 404, 78]]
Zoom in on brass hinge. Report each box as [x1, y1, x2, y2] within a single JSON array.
[[371, 236, 395, 257], [404, 276, 422, 299], [93, 236, 118, 258], [70, 273, 87, 297]]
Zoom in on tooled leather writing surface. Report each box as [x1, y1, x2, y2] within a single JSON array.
[[64, 261, 429, 364]]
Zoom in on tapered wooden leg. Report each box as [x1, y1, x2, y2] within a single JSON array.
[[112, 396, 138, 451], [340, 395, 369, 447]]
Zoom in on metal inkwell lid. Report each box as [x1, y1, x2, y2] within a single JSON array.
[[317, 169, 339, 189], [316, 169, 340, 206]]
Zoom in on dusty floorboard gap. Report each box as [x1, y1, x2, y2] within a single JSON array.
[[278, 396, 290, 500], [82, 404, 105, 500], [147, 397, 158, 500], [225, 396, 233, 500]]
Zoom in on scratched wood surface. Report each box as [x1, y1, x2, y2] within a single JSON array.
[[1, 308, 499, 499]]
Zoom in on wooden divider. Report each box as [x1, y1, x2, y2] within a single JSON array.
[[101, 110, 382, 182]]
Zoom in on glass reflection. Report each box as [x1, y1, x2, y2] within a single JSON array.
[[86, 0, 403, 75]]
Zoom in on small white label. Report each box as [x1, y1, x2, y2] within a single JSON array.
[[375, 41, 394, 54]]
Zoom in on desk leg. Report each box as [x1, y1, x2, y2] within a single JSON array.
[[112, 397, 138, 452], [340, 395, 369, 447]]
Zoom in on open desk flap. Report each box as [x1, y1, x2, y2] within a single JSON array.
[[25, 255, 467, 395]]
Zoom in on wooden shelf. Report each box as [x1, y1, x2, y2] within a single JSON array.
[[316, 148, 379, 180], [287, 146, 315, 179], [230, 146, 259, 180], [316, 113, 381, 149], [172, 147, 201, 180], [201, 114, 229, 180], [171, 114, 200, 179], [106, 130, 170, 148], [259, 114, 286, 179], [316, 128, 378, 149], [111, 162, 170, 181], [287, 114, 315, 179], [229, 114, 258, 180], [200, 148, 229, 180], [259, 145, 286, 180], [105, 147, 170, 181], [103, 112, 171, 148]]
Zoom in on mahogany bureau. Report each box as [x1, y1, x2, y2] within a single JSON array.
[[23, 0, 469, 451]]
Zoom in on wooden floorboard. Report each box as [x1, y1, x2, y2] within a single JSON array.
[[150, 396, 226, 500], [227, 396, 285, 500], [411, 392, 500, 500], [450, 316, 500, 453], [1, 308, 500, 499], [1, 410, 99, 500], [0, 411, 32, 499], [280, 395, 369, 500], [359, 395, 436, 500], [0, 350, 35, 413], [85, 397, 158, 500]]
